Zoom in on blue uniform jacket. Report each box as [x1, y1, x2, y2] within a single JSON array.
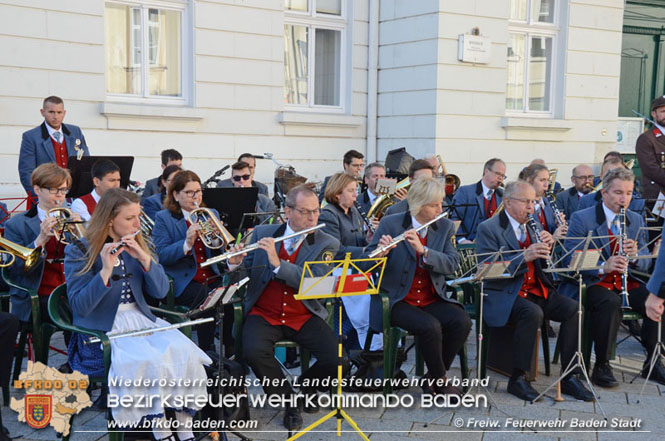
[[318, 203, 367, 259], [141, 193, 164, 222], [451, 181, 503, 242]]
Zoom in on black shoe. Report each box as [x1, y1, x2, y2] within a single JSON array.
[[625, 319, 641, 336], [547, 325, 557, 338], [301, 388, 319, 414], [642, 358, 665, 386], [560, 374, 594, 402], [592, 362, 618, 388], [57, 362, 72, 374], [283, 406, 303, 431], [507, 375, 540, 402]]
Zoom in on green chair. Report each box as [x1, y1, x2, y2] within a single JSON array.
[[2, 267, 57, 381], [48, 284, 194, 441]]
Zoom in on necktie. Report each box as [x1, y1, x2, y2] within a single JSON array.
[[53, 131, 61, 143], [418, 227, 427, 239], [518, 224, 527, 242], [486, 189, 494, 200], [610, 217, 620, 236], [286, 239, 297, 255]]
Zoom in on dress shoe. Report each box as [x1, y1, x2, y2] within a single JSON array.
[[507, 375, 540, 402], [560, 374, 594, 402], [591, 362, 618, 388], [547, 324, 557, 338], [642, 358, 665, 386], [283, 405, 303, 431], [301, 388, 319, 414]]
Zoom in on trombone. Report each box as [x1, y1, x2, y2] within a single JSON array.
[[200, 223, 325, 268], [0, 235, 42, 271]]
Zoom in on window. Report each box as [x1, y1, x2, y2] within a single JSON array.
[[284, 0, 346, 110], [105, 1, 188, 102], [506, 0, 558, 114]]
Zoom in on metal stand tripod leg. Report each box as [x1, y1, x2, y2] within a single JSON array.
[[636, 320, 665, 403]]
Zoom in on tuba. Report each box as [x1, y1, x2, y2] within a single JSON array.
[[48, 207, 85, 245], [190, 203, 235, 250], [0, 235, 42, 271], [367, 177, 410, 220], [445, 174, 461, 197]]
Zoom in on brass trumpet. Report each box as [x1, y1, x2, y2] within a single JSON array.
[[190, 203, 235, 250], [48, 207, 85, 245], [0, 235, 42, 271]]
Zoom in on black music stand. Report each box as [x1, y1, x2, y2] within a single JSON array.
[[66, 156, 134, 198], [202, 188, 258, 237]]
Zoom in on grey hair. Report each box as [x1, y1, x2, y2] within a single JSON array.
[[285, 184, 317, 208], [408, 177, 445, 216], [503, 180, 533, 200], [602, 168, 634, 190]]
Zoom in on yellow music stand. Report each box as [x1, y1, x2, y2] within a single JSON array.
[[288, 252, 387, 441]]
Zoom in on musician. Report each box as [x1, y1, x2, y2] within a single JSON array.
[[527, 159, 562, 193], [384, 159, 436, 216], [141, 149, 182, 202], [64, 188, 211, 441], [424, 154, 445, 177], [141, 164, 181, 221], [366, 177, 470, 395], [18, 96, 90, 197], [226, 185, 344, 431], [0, 312, 19, 441], [578, 157, 645, 214], [71, 159, 121, 221], [152, 170, 222, 354], [217, 153, 269, 197], [520, 163, 567, 239], [475, 180, 593, 402], [318, 149, 364, 203], [555, 164, 594, 220], [451, 158, 506, 243], [562, 168, 665, 387], [358, 162, 386, 213], [229, 161, 276, 222], [646, 250, 665, 321], [636, 96, 665, 204], [5, 163, 81, 325]]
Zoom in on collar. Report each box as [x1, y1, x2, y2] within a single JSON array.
[[284, 222, 306, 248], [505, 211, 523, 239], [577, 191, 585, 198], [181, 209, 191, 222], [367, 189, 378, 204], [655, 121, 665, 134], [481, 180, 493, 199], [602, 203, 617, 228], [45, 122, 63, 140], [91, 189, 100, 202], [37, 205, 48, 222]]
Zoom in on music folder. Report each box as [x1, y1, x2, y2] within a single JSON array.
[[202, 187, 258, 236]]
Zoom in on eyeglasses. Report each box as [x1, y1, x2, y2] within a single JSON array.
[[290, 207, 320, 217], [509, 197, 536, 205], [232, 174, 251, 182], [181, 189, 202, 198], [490, 170, 507, 180], [573, 175, 595, 181], [46, 187, 69, 195]]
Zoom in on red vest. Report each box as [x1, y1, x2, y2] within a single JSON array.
[[249, 242, 312, 331], [597, 228, 639, 292], [50, 137, 68, 168], [186, 220, 216, 284], [484, 192, 498, 218], [536, 205, 548, 231], [38, 236, 65, 297], [403, 235, 439, 307], [80, 193, 97, 216], [517, 233, 548, 299]]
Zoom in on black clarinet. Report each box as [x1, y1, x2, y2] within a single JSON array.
[[618, 207, 631, 310], [545, 191, 566, 228], [354, 201, 375, 234], [526, 214, 555, 270]]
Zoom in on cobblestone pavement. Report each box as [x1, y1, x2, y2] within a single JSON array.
[[4, 322, 663, 441]]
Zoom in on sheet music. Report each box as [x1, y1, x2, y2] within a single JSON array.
[[299, 275, 337, 297], [569, 249, 602, 271]]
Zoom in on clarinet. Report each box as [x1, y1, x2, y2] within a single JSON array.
[[545, 191, 566, 228], [354, 201, 375, 234], [618, 207, 631, 310], [526, 214, 555, 270]]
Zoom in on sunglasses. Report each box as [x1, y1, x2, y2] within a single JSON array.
[[232, 174, 251, 182]]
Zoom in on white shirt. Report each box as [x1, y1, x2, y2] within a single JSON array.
[[602, 203, 619, 230], [481, 181, 494, 200], [71, 189, 100, 222], [505, 211, 525, 242], [45, 122, 64, 144], [182, 209, 193, 255], [367, 189, 379, 205]]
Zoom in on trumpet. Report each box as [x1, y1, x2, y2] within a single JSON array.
[[48, 207, 85, 245], [200, 224, 325, 267], [368, 212, 448, 258], [0, 235, 42, 271], [190, 202, 235, 250]]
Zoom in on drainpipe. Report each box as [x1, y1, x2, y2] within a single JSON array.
[[366, 0, 379, 163]]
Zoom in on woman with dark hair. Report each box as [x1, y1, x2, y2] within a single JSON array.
[[152, 170, 227, 354], [65, 188, 211, 441], [142, 164, 181, 220]]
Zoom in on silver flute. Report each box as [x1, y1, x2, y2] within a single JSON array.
[[110, 230, 140, 255], [200, 223, 326, 267], [368, 212, 448, 258], [86, 317, 214, 344]]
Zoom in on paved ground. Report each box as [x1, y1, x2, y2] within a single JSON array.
[[4, 321, 664, 441]]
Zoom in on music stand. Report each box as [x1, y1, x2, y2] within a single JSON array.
[[537, 232, 608, 417], [203, 188, 258, 237], [66, 156, 134, 198], [636, 319, 665, 402], [288, 253, 387, 441]]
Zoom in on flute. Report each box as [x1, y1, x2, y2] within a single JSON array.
[[368, 212, 448, 258], [110, 230, 140, 255], [86, 317, 214, 344]]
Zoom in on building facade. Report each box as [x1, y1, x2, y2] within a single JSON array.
[[0, 0, 627, 200]]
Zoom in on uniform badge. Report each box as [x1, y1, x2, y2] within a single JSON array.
[[25, 395, 52, 429], [321, 251, 334, 262]]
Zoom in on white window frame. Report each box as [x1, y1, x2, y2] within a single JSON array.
[[284, 0, 348, 113], [104, 0, 192, 106], [506, 0, 561, 117]]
